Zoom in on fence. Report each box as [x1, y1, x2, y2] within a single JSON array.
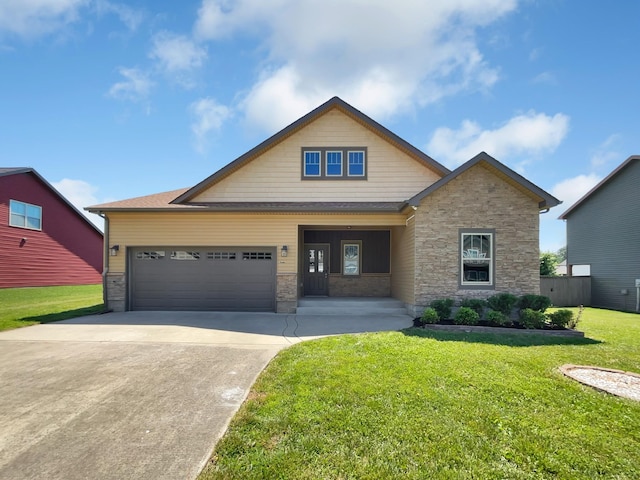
[[540, 276, 591, 307]]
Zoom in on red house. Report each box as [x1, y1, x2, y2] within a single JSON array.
[[0, 167, 103, 288]]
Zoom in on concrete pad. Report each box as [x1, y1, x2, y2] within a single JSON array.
[[0, 311, 412, 479]]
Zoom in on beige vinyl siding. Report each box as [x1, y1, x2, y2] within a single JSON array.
[[106, 211, 405, 273], [192, 109, 441, 203], [390, 220, 416, 306]]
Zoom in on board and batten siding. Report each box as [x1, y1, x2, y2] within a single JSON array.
[[191, 109, 441, 203], [566, 159, 640, 311]]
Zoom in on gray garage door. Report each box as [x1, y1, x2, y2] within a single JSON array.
[[130, 247, 276, 311]]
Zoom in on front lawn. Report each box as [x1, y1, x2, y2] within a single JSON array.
[[0, 284, 104, 331], [201, 308, 640, 479]]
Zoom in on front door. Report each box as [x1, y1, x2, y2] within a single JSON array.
[[303, 244, 329, 296]]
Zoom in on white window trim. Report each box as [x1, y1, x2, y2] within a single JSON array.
[[325, 151, 343, 176], [304, 151, 322, 177], [460, 231, 494, 288], [347, 150, 366, 177], [9, 199, 42, 231]]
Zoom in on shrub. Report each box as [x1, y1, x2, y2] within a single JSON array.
[[547, 309, 574, 329], [460, 299, 486, 317], [429, 299, 454, 320], [519, 308, 546, 329], [454, 306, 480, 325], [420, 307, 440, 324], [486, 309, 511, 327], [519, 294, 552, 312], [486, 293, 518, 316]]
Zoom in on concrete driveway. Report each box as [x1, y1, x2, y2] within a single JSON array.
[[0, 311, 411, 480]]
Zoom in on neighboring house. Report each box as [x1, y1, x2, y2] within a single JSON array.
[[559, 155, 640, 312], [555, 259, 567, 276], [0, 168, 103, 288], [88, 97, 560, 315]]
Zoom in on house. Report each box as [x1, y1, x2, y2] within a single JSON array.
[[87, 97, 560, 315], [559, 155, 640, 312], [0, 167, 103, 288]]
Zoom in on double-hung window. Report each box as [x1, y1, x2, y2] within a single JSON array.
[[348, 151, 365, 176], [460, 230, 494, 288], [326, 151, 343, 176], [10, 200, 42, 230], [304, 151, 321, 177], [302, 147, 367, 179]]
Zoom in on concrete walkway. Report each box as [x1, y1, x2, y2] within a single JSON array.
[[0, 311, 411, 480]]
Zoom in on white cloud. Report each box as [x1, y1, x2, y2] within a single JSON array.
[[52, 178, 104, 230], [194, 0, 518, 132], [107, 67, 153, 102], [0, 0, 87, 38], [551, 173, 602, 212], [94, 0, 144, 31], [149, 31, 207, 87], [590, 134, 621, 169], [189, 97, 230, 153], [532, 71, 557, 85], [427, 111, 570, 168]]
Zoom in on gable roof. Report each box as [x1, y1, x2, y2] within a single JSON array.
[[559, 155, 640, 219], [408, 152, 561, 211], [1, 167, 103, 235], [171, 96, 450, 204]]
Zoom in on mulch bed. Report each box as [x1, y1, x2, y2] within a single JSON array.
[[414, 319, 584, 337]]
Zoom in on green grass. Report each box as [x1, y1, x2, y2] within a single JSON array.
[[200, 308, 640, 479], [0, 284, 104, 331]]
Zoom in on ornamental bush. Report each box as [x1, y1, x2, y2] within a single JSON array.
[[429, 299, 454, 320], [486, 309, 511, 327], [487, 293, 518, 316], [454, 306, 480, 325], [547, 309, 574, 329], [460, 299, 486, 317], [420, 307, 440, 324], [519, 308, 546, 329], [519, 294, 552, 313]]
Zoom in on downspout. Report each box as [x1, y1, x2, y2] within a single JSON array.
[[98, 212, 109, 311]]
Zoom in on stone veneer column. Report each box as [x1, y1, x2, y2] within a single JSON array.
[[276, 273, 298, 313], [106, 272, 126, 312]]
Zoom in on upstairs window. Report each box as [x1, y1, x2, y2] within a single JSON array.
[[304, 151, 321, 176], [10, 200, 42, 230], [460, 231, 494, 288], [326, 151, 343, 176], [302, 147, 367, 180], [348, 151, 365, 176]]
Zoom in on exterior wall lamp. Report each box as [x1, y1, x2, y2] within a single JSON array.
[[109, 244, 120, 256], [281, 245, 288, 257]]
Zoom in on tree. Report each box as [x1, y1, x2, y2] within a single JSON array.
[[540, 252, 558, 276], [556, 245, 567, 262]]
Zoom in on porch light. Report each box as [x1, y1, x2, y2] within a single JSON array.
[[281, 245, 288, 257], [109, 245, 120, 256]]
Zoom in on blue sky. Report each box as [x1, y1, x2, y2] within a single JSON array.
[[1, 1, 638, 252]]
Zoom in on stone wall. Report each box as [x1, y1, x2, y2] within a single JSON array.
[[413, 163, 540, 311], [329, 273, 391, 297]]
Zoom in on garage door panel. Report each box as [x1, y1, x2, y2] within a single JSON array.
[[130, 247, 276, 311]]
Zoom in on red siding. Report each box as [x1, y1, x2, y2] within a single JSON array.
[[0, 172, 103, 288]]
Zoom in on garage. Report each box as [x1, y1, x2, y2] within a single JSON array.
[[129, 247, 276, 311]]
